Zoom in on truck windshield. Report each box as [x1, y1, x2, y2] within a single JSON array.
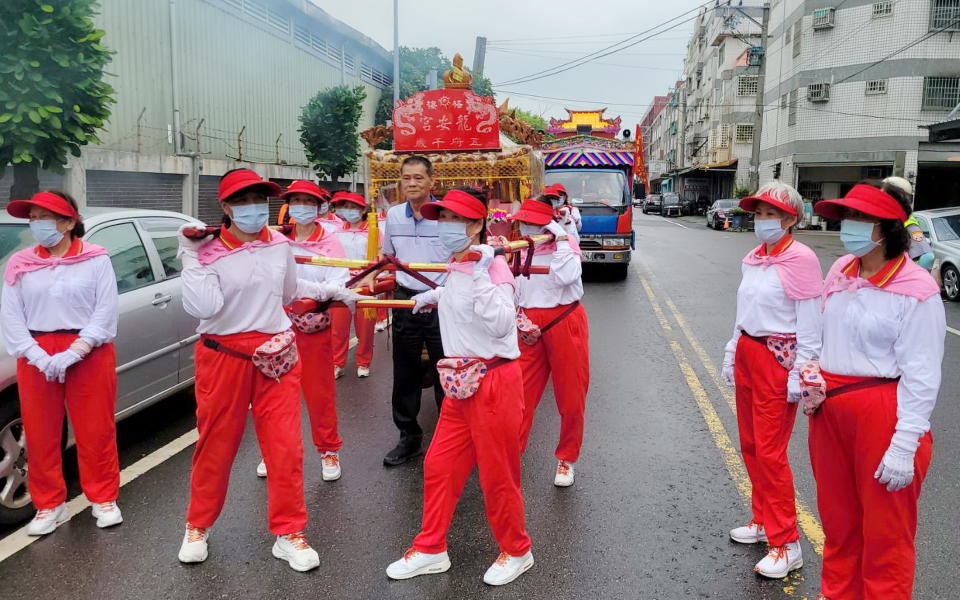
[[546, 171, 627, 208]]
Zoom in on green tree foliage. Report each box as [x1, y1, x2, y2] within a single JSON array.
[[299, 85, 367, 183], [0, 0, 115, 197], [511, 107, 548, 133], [375, 47, 494, 125], [733, 185, 753, 199]]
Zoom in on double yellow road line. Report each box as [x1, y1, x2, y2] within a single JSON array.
[[638, 271, 825, 556]]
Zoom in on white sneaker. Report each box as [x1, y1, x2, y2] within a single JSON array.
[[26, 503, 68, 536], [321, 452, 341, 481], [256, 460, 267, 478], [386, 548, 451, 580], [375, 320, 388, 332], [357, 366, 370, 378], [483, 551, 534, 586], [91, 501, 123, 528], [272, 532, 320, 572], [730, 520, 768, 544], [755, 541, 803, 578], [178, 524, 209, 563], [554, 460, 574, 487], [334, 366, 344, 380]]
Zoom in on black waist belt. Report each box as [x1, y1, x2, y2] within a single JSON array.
[[827, 377, 901, 399], [30, 329, 80, 336]]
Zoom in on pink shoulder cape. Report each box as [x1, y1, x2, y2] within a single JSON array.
[[447, 255, 515, 287], [197, 229, 289, 266], [533, 236, 583, 258], [742, 240, 823, 301], [288, 231, 346, 259], [4, 243, 109, 285], [823, 253, 940, 305]]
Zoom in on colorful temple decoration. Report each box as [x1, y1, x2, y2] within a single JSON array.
[[547, 108, 622, 139], [543, 148, 635, 168]]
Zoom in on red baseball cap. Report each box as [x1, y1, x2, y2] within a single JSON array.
[[739, 191, 798, 216], [552, 183, 568, 197], [7, 191, 80, 220], [218, 169, 281, 201], [330, 191, 367, 208], [512, 198, 553, 226], [815, 184, 907, 221], [282, 180, 330, 203], [421, 189, 487, 220], [542, 185, 561, 198]]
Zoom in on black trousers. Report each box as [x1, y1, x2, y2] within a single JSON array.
[[391, 286, 445, 439]]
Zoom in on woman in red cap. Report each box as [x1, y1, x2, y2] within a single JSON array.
[[385, 187, 533, 587], [330, 191, 381, 379], [512, 198, 590, 487], [175, 169, 359, 571], [808, 181, 945, 600], [1, 190, 122, 535], [547, 183, 581, 238], [250, 181, 349, 483], [721, 181, 823, 578]]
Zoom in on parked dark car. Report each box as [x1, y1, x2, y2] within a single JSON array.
[[642, 194, 662, 214], [661, 193, 681, 217], [706, 199, 740, 229]]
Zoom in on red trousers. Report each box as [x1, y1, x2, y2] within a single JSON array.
[[413, 361, 531, 556], [17, 333, 119, 509], [331, 305, 374, 368], [187, 332, 307, 535], [518, 303, 590, 462], [734, 334, 799, 546], [295, 326, 342, 453], [809, 372, 932, 600]]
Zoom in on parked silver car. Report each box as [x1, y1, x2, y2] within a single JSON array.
[[0, 207, 200, 523], [913, 207, 960, 301]]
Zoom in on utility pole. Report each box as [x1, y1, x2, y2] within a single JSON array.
[[392, 0, 399, 106], [473, 36, 487, 76], [749, 3, 770, 192]]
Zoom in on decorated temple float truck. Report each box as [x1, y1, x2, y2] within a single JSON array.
[[542, 109, 637, 280]]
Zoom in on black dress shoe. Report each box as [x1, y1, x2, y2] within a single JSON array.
[[383, 438, 423, 466]]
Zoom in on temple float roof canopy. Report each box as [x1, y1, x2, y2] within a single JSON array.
[[548, 108, 622, 139]]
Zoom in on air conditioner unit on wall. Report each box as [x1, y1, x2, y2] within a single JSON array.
[[807, 83, 831, 102], [812, 7, 836, 29]]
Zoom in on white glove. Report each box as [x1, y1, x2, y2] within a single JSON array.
[[874, 431, 920, 492], [721, 352, 735, 387], [469, 244, 495, 275], [24, 346, 52, 377], [787, 377, 802, 403], [334, 287, 367, 308], [412, 288, 442, 314], [543, 220, 567, 239], [47, 349, 83, 383], [177, 222, 208, 256]]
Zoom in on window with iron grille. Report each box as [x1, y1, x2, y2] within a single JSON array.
[[737, 75, 759, 96], [717, 124, 732, 148], [788, 90, 798, 125], [812, 7, 836, 29], [735, 123, 755, 143], [930, 0, 960, 31], [797, 182, 823, 202], [865, 79, 888, 95], [781, 94, 788, 109], [793, 22, 802, 57], [922, 76, 960, 110], [872, 1, 894, 18], [808, 83, 831, 102]]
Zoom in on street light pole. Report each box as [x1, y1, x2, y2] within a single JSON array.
[[749, 3, 770, 192], [393, 0, 400, 106]]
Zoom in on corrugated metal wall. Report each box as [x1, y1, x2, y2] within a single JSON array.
[[95, 0, 387, 165]]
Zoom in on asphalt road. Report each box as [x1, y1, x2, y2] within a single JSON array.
[[0, 211, 956, 599]]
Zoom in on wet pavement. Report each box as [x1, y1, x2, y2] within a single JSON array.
[[0, 211, 957, 599]]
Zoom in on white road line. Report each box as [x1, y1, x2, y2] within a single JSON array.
[[0, 335, 361, 563], [659, 217, 688, 229], [948, 326, 960, 337]]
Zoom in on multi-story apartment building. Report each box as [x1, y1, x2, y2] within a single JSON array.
[[646, 82, 685, 193], [759, 0, 960, 210]]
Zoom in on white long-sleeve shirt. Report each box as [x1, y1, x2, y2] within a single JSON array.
[[1, 251, 118, 357], [515, 241, 583, 309], [181, 230, 305, 335], [724, 262, 822, 387], [436, 257, 519, 360], [821, 286, 945, 437], [334, 225, 374, 261]]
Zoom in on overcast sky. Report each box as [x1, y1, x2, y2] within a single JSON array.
[[314, 0, 708, 131]]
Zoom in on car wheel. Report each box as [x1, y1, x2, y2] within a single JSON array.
[[0, 397, 33, 524], [943, 264, 960, 301]]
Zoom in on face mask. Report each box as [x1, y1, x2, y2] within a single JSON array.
[[840, 219, 881, 257], [437, 220, 471, 252], [288, 205, 318, 225], [519, 223, 543, 237], [550, 198, 564, 209], [318, 201, 330, 215], [753, 219, 786, 244], [30, 219, 64, 248], [338, 208, 363, 224], [230, 203, 269, 234]]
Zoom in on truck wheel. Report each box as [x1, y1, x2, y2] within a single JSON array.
[[607, 264, 629, 280], [0, 397, 34, 524]]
